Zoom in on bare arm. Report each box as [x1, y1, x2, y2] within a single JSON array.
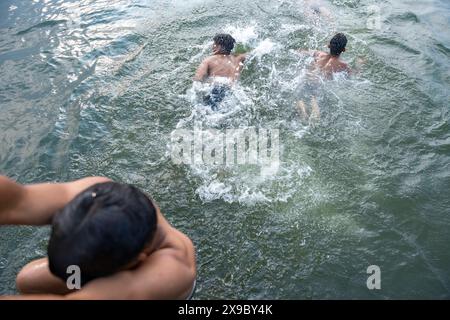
[[0, 176, 112, 226], [2, 208, 196, 300], [3, 240, 196, 300], [68, 252, 195, 300], [70, 217, 196, 300], [1, 294, 67, 300], [193, 58, 210, 82], [298, 49, 321, 58], [2, 251, 195, 300]]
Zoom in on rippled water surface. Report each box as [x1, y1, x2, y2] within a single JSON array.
[[0, 0, 449, 298]]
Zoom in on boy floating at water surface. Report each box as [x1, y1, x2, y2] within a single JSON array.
[[300, 33, 350, 79], [194, 33, 247, 110], [0, 176, 196, 299], [297, 33, 351, 122]]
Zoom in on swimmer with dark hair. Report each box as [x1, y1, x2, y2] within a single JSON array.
[[296, 33, 351, 123], [0, 176, 196, 300], [194, 33, 248, 110], [299, 33, 351, 79]]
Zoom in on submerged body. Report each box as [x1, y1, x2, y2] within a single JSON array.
[[296, 33, 351, 122]]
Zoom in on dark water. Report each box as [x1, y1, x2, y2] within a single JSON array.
[[0, 0, 449, 298]]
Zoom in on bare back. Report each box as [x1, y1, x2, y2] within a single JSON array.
[[313, 51, 350, 78], [194, 53, 246, 83]]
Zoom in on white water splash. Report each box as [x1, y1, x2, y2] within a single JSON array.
[[173, 24, 318, 206], [252, 39, 278, 59], [223, 24, 259, 45]]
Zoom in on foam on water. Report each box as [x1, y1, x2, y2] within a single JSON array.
[[223, 24, 258, 45], [171, 22, 332, 206], [251, 39, 278, 59]]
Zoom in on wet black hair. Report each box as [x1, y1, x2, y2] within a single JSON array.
[[48, 182, 157, 286], [213, 33, 236, 54], [329, 33, 347, 56]]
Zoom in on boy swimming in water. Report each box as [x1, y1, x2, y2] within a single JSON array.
[[0, 176, 196, 300], [297, 33, 350, 123], [194, 33, 247, 110], [300, 33, 350, 79]]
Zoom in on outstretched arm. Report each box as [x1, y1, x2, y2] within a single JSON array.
[[0, 176, 111, 226], [298, 49, 320, 57], [69, 252, 195, 299]]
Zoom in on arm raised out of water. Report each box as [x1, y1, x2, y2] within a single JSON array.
[[298, 49, 321, 58], [0, 176, 111, 225]]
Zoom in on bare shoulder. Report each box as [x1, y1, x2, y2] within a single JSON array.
[[159, 225, 196, 266], [67, 226, 196, 300], [148, 222, 196, 275], [126, 227, 196, 299]]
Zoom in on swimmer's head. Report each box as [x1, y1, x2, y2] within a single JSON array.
[[48, 182, 158, 286], [213, 33, 236, 55], [329, 33, 347, 56]]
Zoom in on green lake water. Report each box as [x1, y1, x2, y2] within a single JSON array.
[[0, 0, 449, 298]]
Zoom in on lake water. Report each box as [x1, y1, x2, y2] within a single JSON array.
[[0, 0, 449, 298]]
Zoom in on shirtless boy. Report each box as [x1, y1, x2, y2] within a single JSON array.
[[194, 33, 247, 110], [297, 33, 351, 122], [0, 176, 196, 300], [301, 33, 350, 79]]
